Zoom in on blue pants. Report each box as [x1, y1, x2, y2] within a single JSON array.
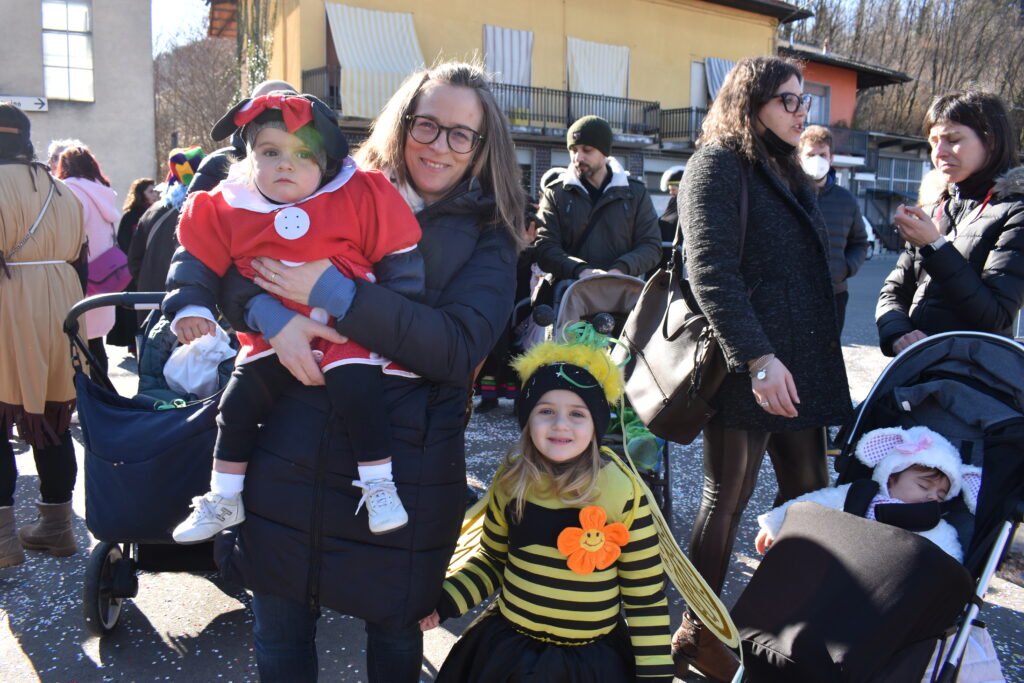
[[251, 591, 424, 682]]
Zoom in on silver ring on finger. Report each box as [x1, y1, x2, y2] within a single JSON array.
[[760, 400, 770, 407]]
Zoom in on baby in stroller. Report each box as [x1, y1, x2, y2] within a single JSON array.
[[756, 426, 982, 562]]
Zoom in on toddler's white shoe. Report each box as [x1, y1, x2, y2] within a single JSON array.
[[172, 492, 245, 544], [353, 478, 408, 534]]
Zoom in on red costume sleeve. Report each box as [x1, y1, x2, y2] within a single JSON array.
[[351, 169, 422, 264], [176, 191, 233, 276]]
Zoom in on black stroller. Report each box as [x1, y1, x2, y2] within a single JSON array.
[[65, 292, 222, 636], [730, 331, 1024, 681]]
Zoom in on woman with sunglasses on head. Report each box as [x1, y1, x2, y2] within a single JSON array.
[[673, 56, 851, 681], [877, 90, 1024, 356], [206, 62, 525, 682]]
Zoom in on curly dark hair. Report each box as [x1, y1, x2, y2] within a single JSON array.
[[698, 56, 807, 190], [56, 145, 110, 187]]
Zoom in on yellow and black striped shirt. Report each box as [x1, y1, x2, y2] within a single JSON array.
[[439, 460, 674, 681]]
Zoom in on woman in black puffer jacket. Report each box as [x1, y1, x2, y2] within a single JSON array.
[[210, 62, 525, 683], [674, 56, 851, 682], [877, 89, 1024, 356]]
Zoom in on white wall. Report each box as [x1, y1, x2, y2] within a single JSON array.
[[0, 0, 156, 203]]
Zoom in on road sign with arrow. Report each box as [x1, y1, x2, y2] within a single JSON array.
[[0, 96, 48, 112]]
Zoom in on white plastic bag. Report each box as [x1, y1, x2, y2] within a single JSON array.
[[922, 624, 1005, 683], [163, 325, 236, 398]]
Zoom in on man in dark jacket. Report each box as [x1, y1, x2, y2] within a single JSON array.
[[535, 116, 661, 280], [799, 125, 870, 334]]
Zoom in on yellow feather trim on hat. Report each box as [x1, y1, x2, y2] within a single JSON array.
[[512, 340, 624, 405]]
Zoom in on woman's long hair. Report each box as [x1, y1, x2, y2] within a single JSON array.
[[699, 56, 807, 190], [354, 61, 525, 248], [498, 427, 602, 522], [122, 177, 154, 213], [924, 89, 1019, 184], [56, 145, 110, 187]]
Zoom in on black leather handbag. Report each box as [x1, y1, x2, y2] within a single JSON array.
[[612, 162, 748, 444]]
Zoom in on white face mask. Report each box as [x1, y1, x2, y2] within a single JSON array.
[[801, 154, 831, 180]]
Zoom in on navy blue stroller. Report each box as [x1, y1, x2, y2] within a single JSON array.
[[731, 332, 1024, 682], [65, 292, 222, 636]]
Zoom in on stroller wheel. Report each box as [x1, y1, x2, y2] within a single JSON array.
[[83, 541, 125, 636]]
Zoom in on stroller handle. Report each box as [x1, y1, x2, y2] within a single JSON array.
[[64, 292, 165, 338]]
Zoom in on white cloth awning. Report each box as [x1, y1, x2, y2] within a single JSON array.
[[325, 2, 425, 119], [704, 57, 736, 101], [566, 36, 629, 98], [484, 25, 533, 86]]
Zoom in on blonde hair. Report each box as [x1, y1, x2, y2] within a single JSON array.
[[354, 61, 525, 249], [498, 426, 602, 522]]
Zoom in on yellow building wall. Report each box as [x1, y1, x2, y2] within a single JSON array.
[[267, 0, 777, 109]]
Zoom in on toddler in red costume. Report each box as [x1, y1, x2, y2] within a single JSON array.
[[167, 93, 423, 542]]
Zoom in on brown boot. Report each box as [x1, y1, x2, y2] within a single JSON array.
[[672, 609, 740, 682], [19, 501, 77, 557], [0, 506, 26, 568]]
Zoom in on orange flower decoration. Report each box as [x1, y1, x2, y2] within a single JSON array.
[[557, 506, 629, 575]]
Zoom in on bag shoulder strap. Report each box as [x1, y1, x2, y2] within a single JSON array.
[[671, 153, 750, 272], [843, 478, 881, 517], [145, 206, 177, 251], [570, 210, 603, 257], [7, 177, 56, 260], [736, 158, 749, 257]]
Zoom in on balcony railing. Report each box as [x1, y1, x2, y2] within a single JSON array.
[[660, 107, 706, 141], [491, 83, 660, 136], [302, 66, 341, 112], [831, 126, 869, 158]]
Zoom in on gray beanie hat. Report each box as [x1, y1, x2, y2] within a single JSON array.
[[567, 115, 613, 156]]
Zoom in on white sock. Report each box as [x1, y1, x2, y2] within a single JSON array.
[[211, 471, 245, 498], [358, 462, 393, 482]]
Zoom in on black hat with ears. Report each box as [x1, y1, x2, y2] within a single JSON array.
[[211, 92, 349, 162]]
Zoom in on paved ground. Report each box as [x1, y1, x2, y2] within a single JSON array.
[[2, 251, 1022, 682]]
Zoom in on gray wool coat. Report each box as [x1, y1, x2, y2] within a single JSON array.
[[680, 143, 852, 432]]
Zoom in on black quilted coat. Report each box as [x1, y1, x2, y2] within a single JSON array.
[[680, 143, 852, 432], [876, 167, 1024, 356], [215, 180, 517, 629]]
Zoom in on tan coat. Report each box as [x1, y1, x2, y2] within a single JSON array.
[[0, 162, 86, 447]]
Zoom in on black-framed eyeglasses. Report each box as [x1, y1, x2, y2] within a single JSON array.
[[405, 115, 483, 154], [770, 92, 813, 114]]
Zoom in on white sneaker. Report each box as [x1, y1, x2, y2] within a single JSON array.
[[353, 478, 408, 534], [172, 492, 245, 544]]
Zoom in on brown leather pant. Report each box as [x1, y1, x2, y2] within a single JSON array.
[[688, 423, 828, 595]]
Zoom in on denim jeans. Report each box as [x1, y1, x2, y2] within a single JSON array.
[[251, 591, 424, 682]]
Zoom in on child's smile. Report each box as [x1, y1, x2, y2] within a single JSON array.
[[528, 389, 596, 463]]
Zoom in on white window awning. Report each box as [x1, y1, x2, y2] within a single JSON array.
[[566, 36, 629, 98], [325, 2, 425, 119], [704, 57, 736, 101], [484, 25, 533, 86]]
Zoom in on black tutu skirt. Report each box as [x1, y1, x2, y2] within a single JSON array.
[[437, 608, 634, 682]]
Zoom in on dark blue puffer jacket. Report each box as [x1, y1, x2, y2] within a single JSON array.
[[215, 179, 518, 628]]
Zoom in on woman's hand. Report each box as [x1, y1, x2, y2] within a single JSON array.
[[893, 204, 941, 248], [267, 315, 349, 386], [251, 257, 333, 307], [419, 610, 440, 631], [892, 329, 927, 354], [750, 356, 800, 418], [755, 529, 774, 555], [175, 316, 216, 344]]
